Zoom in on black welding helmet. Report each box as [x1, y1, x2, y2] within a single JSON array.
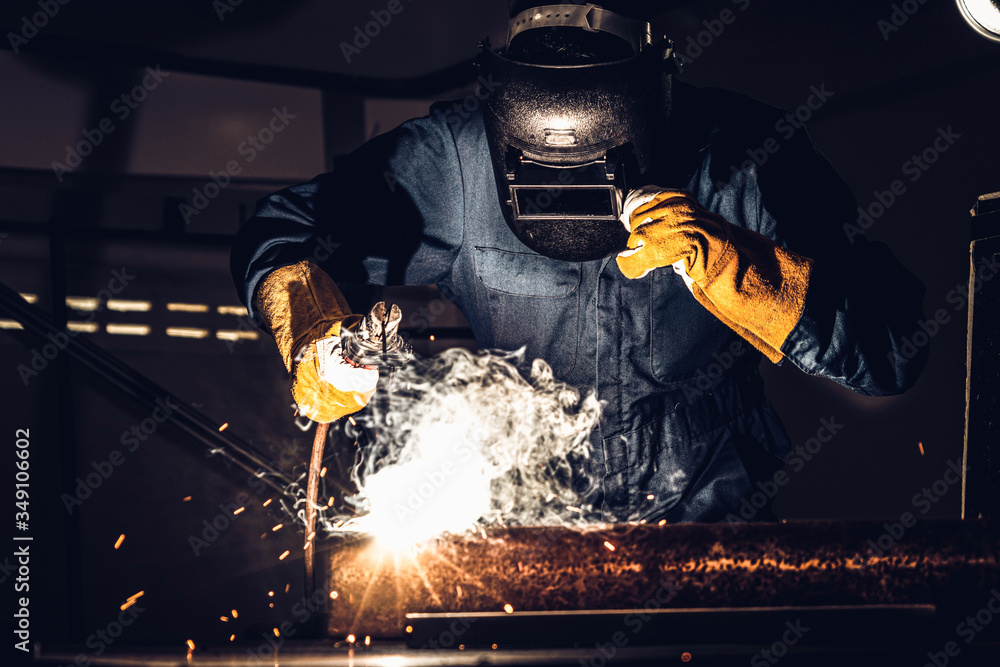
[[478, 3, 676, 262]]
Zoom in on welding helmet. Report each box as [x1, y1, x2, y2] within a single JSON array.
[[478, 3, 676, 262]]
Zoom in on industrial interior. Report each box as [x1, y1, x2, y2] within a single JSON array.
[[2, 0, 1000, 664]]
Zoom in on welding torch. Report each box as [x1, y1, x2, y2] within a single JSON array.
[[304, 301, 412, 586]]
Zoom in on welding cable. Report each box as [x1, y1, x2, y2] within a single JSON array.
[[303, 421, 329, 591], [0, 279, 292, 494]]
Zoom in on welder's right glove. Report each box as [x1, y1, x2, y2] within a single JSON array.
[[256, 260, 378, 424]]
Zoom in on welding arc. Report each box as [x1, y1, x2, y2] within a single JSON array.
[[0, 279, 292, 494], [304, 421, 329, 590]]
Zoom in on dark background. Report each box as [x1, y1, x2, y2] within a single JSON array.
[[0, 0, 997, 658]]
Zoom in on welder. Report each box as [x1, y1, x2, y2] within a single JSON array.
[[231, 1, 928, 523]]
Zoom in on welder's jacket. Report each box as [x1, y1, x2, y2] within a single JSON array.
[[231, 82, 927, 523]]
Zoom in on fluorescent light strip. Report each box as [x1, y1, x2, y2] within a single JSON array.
[[66, 297, 99, 311], [106, 324, 150, 336], [167, 327, 210, 339], [216, 330, 258, 341], [67, 321, 99, 333], [167, 303, 210, 313], [107, 300, 151, 313]]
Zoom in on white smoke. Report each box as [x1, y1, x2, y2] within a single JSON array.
[[319, 347, 602, 546]]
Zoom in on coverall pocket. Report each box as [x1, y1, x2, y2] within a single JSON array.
[[649, 268, 735, 383], [473, 247, 581, 378]]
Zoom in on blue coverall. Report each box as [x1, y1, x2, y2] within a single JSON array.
[[231, 81, 927, 523]]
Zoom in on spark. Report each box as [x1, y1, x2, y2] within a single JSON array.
[[429, 335, 436, 341], [604, 541, 616, 551], [566, 505, 582, 513], [365, 636, 371, 646], [273, 628, 280, 637], [114, 534, 125, 549], [405, 626, 413, 634], [231, 609, 238, 618], [347, 634, 356, 643], [183, 496, 192, 502], [279, 550, 290, 560], [263, 499, 273, 507], [459, 644, 465, 650], [330, 591, 339, 599], [328, 497, 335, 506], [234, 507, 245, 515], [268, 590, 274, 597], [646, 494, 655, 500], [320, 466, 327, 477], [918, 441, 925, 456], [272, 523, 283, 531], [492, 643, 498, 650], [186, 640, 195, 651], [220, 616, 228, 622], [658, 519, 667, 526], [285, 583, 290, 593], [503, 603, 514, 613], [218, 423, 229, 432], [348, 416, 356, 426], [229, 635, 235, 642], [120, 591, 145, 610]]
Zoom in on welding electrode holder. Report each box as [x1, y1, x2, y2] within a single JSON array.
[[340, 301, 413, 371]]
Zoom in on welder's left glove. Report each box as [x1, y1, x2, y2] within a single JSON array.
[[616, 187, 813, 363]]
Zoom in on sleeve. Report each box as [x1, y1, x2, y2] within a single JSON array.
[[230, 104, 465, 324], [749, 121, 928, 396]]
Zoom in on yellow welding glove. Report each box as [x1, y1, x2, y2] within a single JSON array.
[[256, 260, 378, 423], [616, 187, 813, 363]]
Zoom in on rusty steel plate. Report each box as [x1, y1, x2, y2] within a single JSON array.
[[315, 520, 1000, 640]]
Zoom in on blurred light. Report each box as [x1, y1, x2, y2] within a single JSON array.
[[168, 303, 209, 313], [957, 0, 1000, 42], [218, 305, 248, 316], [66, 297, 98, 311], [166, 327, 210, 339], [217, 329, 258, 341], [0, 319, 24, 330], [107, 299, 150, 312], [106, 323, 150, 336], [19, 293, 37, 303], [67, 321, 99, 333], [114, 534, 125, 549]]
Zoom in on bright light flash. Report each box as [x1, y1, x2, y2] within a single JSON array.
[[351, 424, 493, 549]]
